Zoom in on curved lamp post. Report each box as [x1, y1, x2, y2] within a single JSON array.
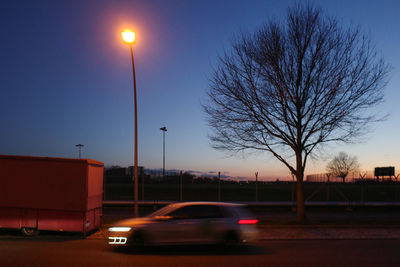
[[122, 30, 139, 218]]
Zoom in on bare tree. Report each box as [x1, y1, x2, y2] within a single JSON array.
[[326, 152, 360, 183], [203, 3, 389, 222]]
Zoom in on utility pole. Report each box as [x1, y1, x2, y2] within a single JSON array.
[[75, 144, 84, 159]]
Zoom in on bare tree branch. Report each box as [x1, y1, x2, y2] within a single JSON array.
[[203, 3, 390, 222]]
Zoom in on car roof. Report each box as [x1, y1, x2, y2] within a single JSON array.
[[167, 201, 245, 208]]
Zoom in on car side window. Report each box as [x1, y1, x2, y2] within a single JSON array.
[[168, 206, 197, 220], [195, 205, 225, 219], [168, 205, 225, 220]]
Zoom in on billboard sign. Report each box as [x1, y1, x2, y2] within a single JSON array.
[[374, 167, 395, 177]]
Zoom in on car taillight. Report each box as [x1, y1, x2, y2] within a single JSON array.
[[238, 219, 258, 225]]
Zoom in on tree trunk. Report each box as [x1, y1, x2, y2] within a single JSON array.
[[296, 172, 305, 223], [296, 153, 305, 223]]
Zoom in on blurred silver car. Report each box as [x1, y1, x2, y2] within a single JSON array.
[[107, 202, 259, 248]]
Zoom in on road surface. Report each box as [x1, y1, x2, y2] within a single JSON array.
[[0, 238, 399, 267]]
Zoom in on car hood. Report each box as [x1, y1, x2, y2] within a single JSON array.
[[112, 217, 155, 227]]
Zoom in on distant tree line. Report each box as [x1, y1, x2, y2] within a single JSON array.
[[105, 167, 279, 185]]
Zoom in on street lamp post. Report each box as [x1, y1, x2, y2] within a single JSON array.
[[160, 127, 167, 179], [122, 30, 139, 218], [75, 144, 84, 159]]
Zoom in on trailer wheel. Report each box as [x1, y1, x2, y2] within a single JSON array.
[[21, 227, 38, 236]]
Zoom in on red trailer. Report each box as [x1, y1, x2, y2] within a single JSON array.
[[0, 155, 104, 236]]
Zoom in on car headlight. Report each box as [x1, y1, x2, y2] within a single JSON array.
[[108, 227, 132, 232]]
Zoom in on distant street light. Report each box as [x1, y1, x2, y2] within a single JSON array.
[[160, 127, 167, 179], [122, 30, 139, 218], [75, 144, 84, 159]]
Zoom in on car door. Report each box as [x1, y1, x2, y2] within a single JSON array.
[[189, 205, 229, 243], [150, 205, 200, 244], [163, 204, 228, 244]]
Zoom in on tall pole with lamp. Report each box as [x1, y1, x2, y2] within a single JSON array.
[[75, 144, 84, 159], [160, 127, 167, 179], [122, 30, 139, 218]]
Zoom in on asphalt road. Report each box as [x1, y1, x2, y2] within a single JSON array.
[[0, 239, 399, 267]]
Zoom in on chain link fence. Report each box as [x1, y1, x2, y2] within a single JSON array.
[[103, 167, 400, 202]]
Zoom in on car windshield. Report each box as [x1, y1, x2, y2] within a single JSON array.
[[147, 204, 179, 218]]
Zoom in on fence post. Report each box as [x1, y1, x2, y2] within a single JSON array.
[[218, 171, 221, 201], [361, 182, 364, 203], [142, 169, 144, 201], [326, 173, 331, 201], [255, 172, 258, 201], [103, 169, 106, 201], [180, 171, 183, 201], [359, 173, 366, 203]]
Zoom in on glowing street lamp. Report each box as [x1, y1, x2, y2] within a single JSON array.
[[122, 31, 136, 44], [122, 30, 139, 218]]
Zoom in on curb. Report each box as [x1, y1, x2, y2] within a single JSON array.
[[88, 226, 400, 241], [2, 226, 400, 241]]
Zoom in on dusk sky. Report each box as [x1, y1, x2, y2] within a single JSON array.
[[1, 0, 400, 180]]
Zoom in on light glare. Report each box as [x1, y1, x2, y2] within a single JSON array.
[[121, 31, 136, 44], [108, 227, 131, 232]]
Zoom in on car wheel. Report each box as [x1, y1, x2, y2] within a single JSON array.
[[222, 231, 239, 247], [21, 227, 39, 236], [129, 232, 145, 252]]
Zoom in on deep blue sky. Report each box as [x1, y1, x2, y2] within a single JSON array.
[[1, 0, 400, 180]]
